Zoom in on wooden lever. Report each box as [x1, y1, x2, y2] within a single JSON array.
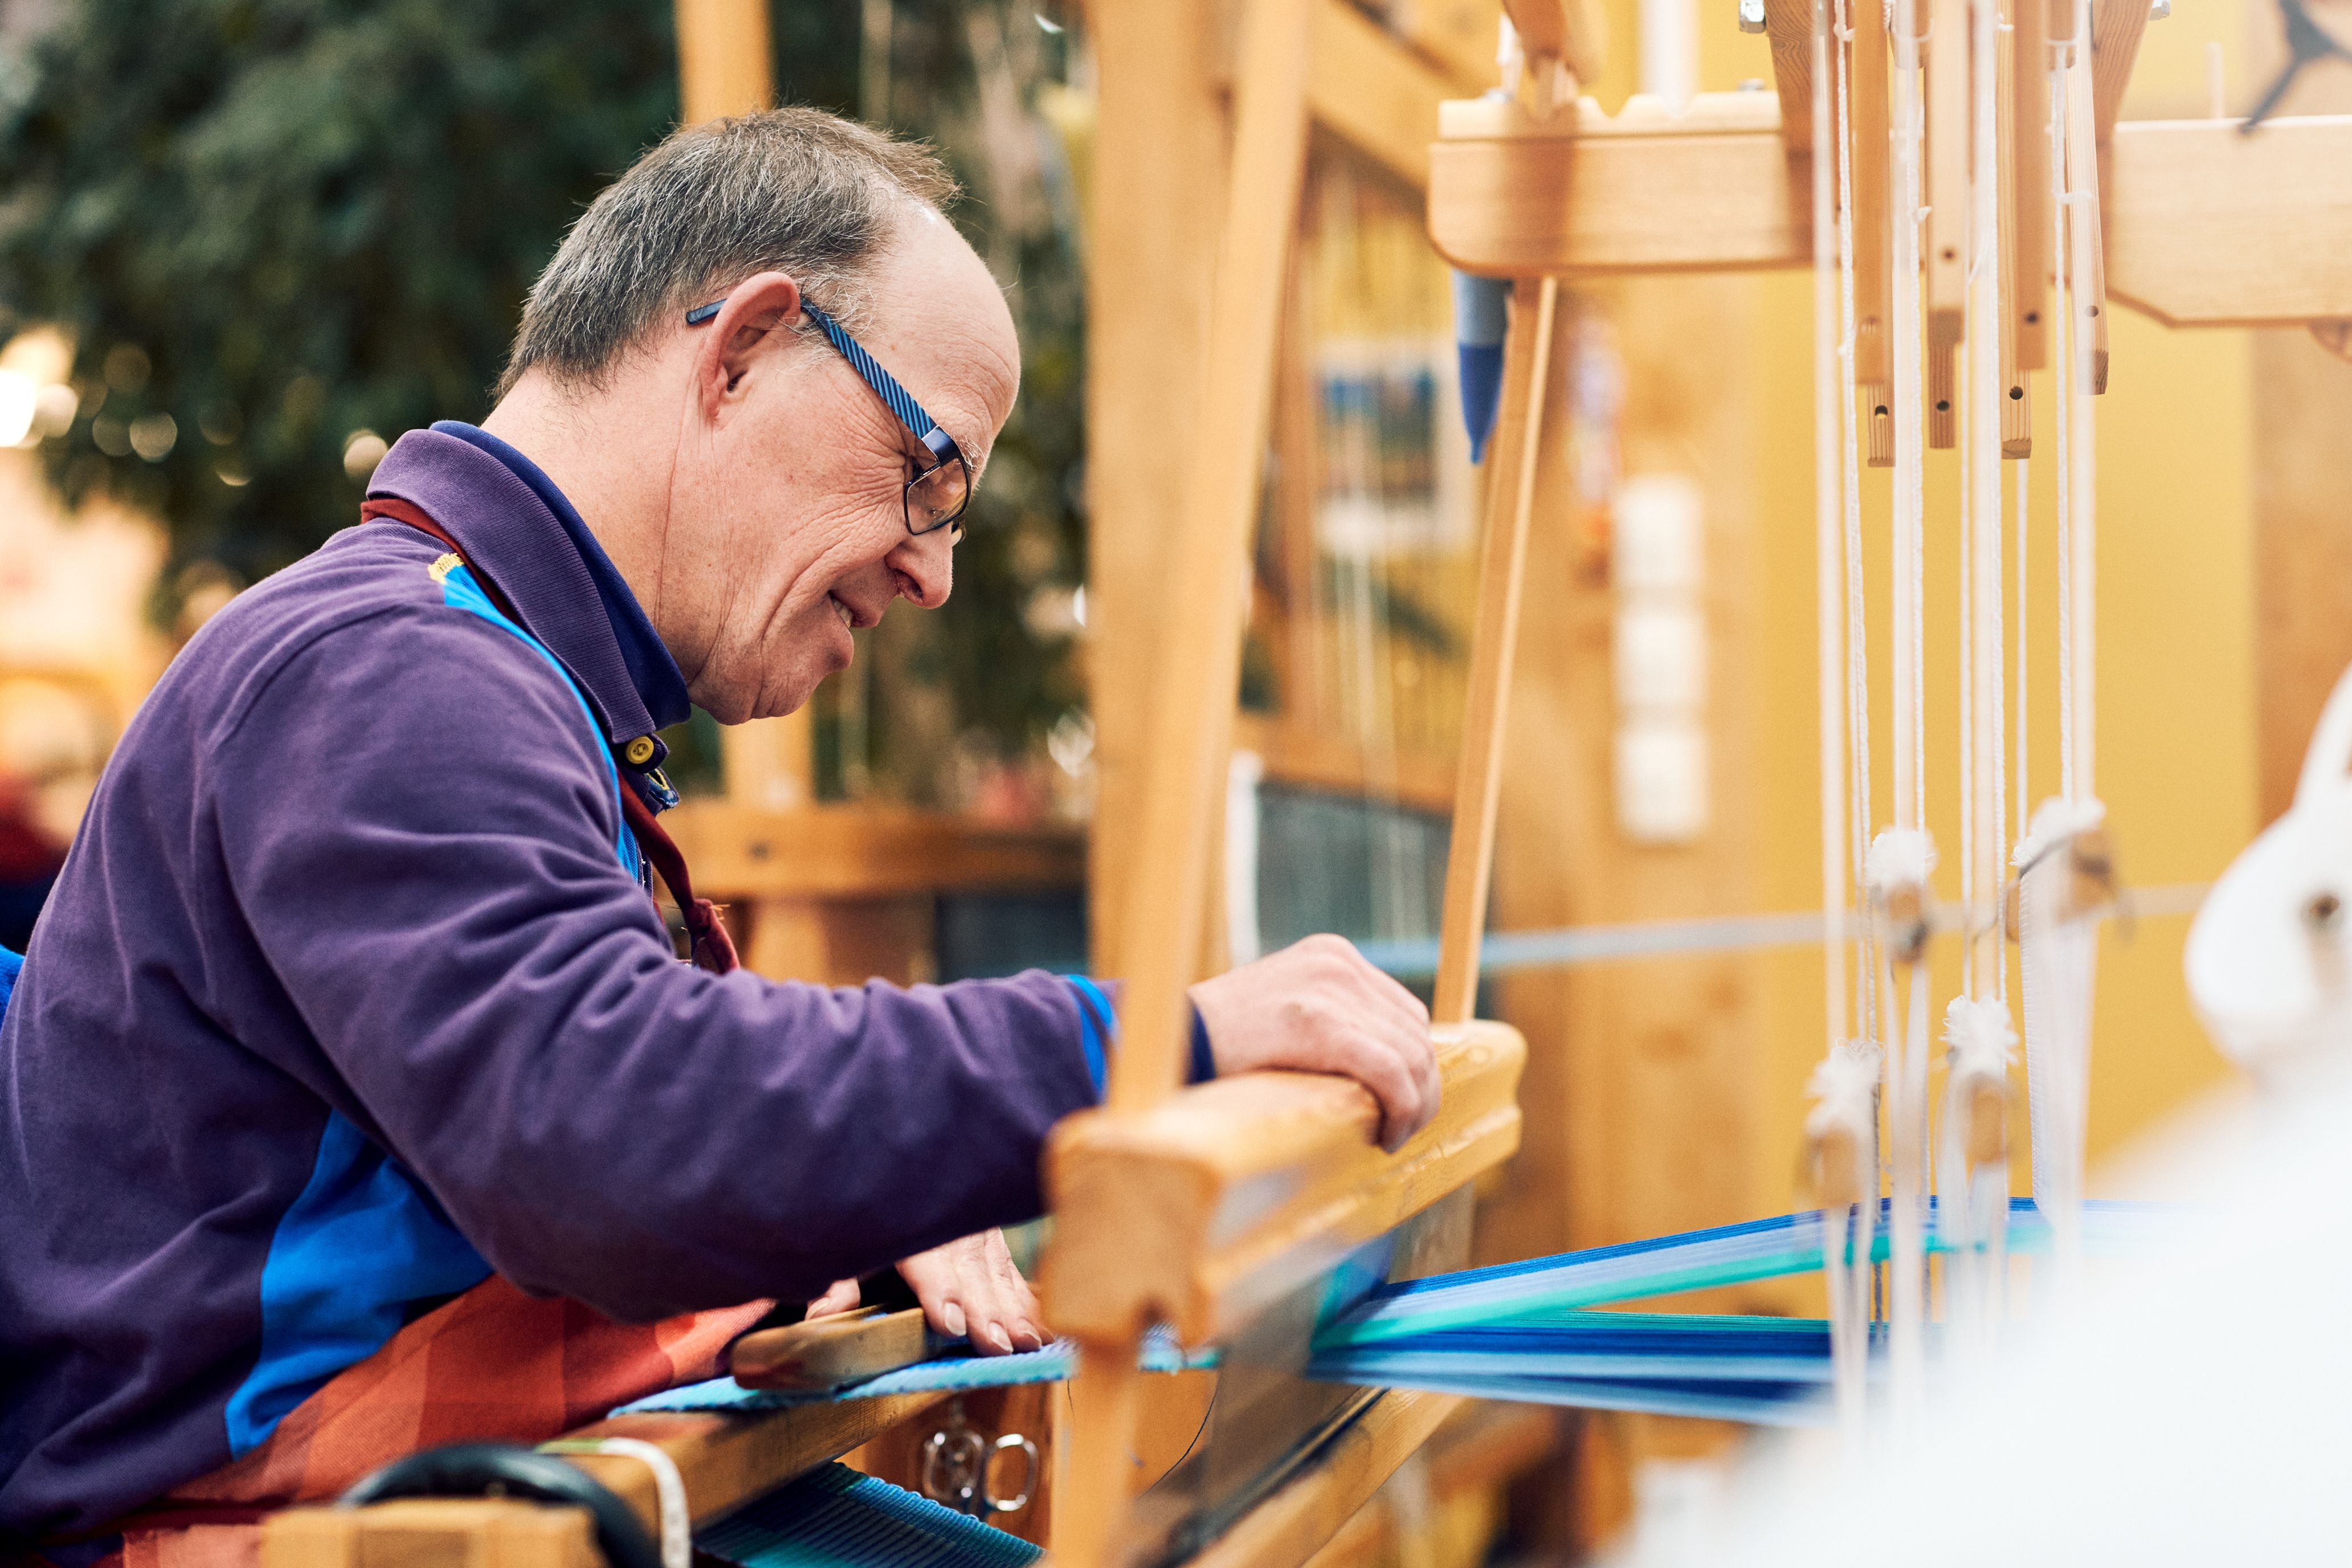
[[728, 1306, 936, 1392]]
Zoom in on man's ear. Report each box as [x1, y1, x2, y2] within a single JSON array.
[[689, 271, 806, 424]]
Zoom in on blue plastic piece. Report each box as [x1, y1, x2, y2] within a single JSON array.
[[1452, 271, 1512, 463]]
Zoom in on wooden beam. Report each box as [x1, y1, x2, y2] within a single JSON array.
[[730, 1307, 932, 1393], [2105, 116, 2352, 326], [1233, 714, 1459, 814], [1431, 108, 2352, 328], [261, 1393, 949, 1555], [1188, 1391, 1463, 1568], [557, 1393, 948, 1526], [663, 802, 1083, 899], [1428, 93, 1806, 277], [2089, 0, 2151, 144], [1043, 1020, 1524, 1345], [1298, 1406, 1563, 1568], [1309, 0, 1455, 190], [1759, 0, 1815, 151], [1433, 280, 1557, 1024], [262, 1499, 597, 1568]]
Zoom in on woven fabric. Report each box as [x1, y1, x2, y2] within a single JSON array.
[[622, 1329, 1215, 1415], [99, 1277, 769, 1567], [697, 1463, 1042, 1568]]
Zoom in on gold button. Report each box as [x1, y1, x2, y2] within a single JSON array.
[[624, 736, 658, 767]]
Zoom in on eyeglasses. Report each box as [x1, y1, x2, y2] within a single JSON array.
[[685, 295, 972, 540]]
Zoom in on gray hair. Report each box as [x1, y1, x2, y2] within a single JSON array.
[[498, 107, 957, 399]]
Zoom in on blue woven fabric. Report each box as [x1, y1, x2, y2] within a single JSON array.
[[696, 1462, 1042, 1568], [619, 1329, 1215, 1415]]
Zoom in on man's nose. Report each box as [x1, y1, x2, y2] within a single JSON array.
[[889, 526, 954, 609]]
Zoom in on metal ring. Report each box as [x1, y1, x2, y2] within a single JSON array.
[[980, 1432, 1040, 1515]]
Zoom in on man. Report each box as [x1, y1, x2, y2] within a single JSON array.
[[0, 109, 1438, 1550]]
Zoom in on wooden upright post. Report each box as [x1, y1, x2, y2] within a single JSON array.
[[1087, 1, 1229, 978], [1059, 1, 1316, 1562], [676, 0, 815, 820], [676, 0, 774, 124]]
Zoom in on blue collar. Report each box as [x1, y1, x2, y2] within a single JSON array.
[[428, 421, 691, 733]]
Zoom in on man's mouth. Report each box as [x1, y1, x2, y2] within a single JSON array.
[[830, 595, 854, 632]]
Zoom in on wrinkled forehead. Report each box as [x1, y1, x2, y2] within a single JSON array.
[[848, 209, 1020, 469]]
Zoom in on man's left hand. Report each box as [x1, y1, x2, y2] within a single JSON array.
[[803, 1227, 1047, 1354]]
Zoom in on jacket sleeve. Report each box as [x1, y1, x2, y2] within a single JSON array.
[[208, 606, 1101, 1320]]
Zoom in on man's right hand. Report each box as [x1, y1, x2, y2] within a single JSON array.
[[1188, 934, 1440, 1152]]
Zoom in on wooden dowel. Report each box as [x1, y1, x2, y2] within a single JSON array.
[[1854, 0, 1896, 468], [2064, 40, 2110, 394], [1925, 0, 1969, 333], [1998, 0, 2031, 457], [1104, 0, 1314, 1114], [1054, 1337, 1149, 1568], [2012, 0, 2052, 371], [1925, 0, 1965, 451], [1432, 277, 1559, 1026]]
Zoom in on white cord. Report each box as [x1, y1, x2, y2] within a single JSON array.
[[1884, 0, 1930, 1434], [1969, 0, 2003, 1003], [1814, 0, 1849, 1048], [2016, 457, 2030, 850], [541, 1438, 690, 1568], [1835, 5, 1877, 1043], [2051, 64, 2073, 807], [2064, 19, 2099, 803]]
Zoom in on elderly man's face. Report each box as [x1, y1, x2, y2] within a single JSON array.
[[668, 210, 1018, 723]]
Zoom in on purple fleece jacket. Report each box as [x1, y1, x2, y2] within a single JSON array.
[[0, 428, 1116, 1542]]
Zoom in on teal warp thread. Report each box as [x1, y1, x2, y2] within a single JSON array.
[[696, 1463, 1042, 1568], [618, 1199, 2173, 1426]]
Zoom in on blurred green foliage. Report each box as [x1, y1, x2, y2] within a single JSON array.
[[0, 0, 1087, 785]]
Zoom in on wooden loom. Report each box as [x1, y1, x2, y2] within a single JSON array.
[[260, 1, 1549, 1563], [259, 0, 2352, 1559]]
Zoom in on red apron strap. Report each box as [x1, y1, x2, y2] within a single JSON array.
[[361, 500, 739, 975]]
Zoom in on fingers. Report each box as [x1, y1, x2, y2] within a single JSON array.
[[1300, 936, 1439, 1149], [805, 1277, 861, 1318], [1188, 933, 1445, 1150], [897, 1231, 1047, 1355]]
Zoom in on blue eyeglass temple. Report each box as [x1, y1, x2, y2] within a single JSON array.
[[685, 297, 961, 469]]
